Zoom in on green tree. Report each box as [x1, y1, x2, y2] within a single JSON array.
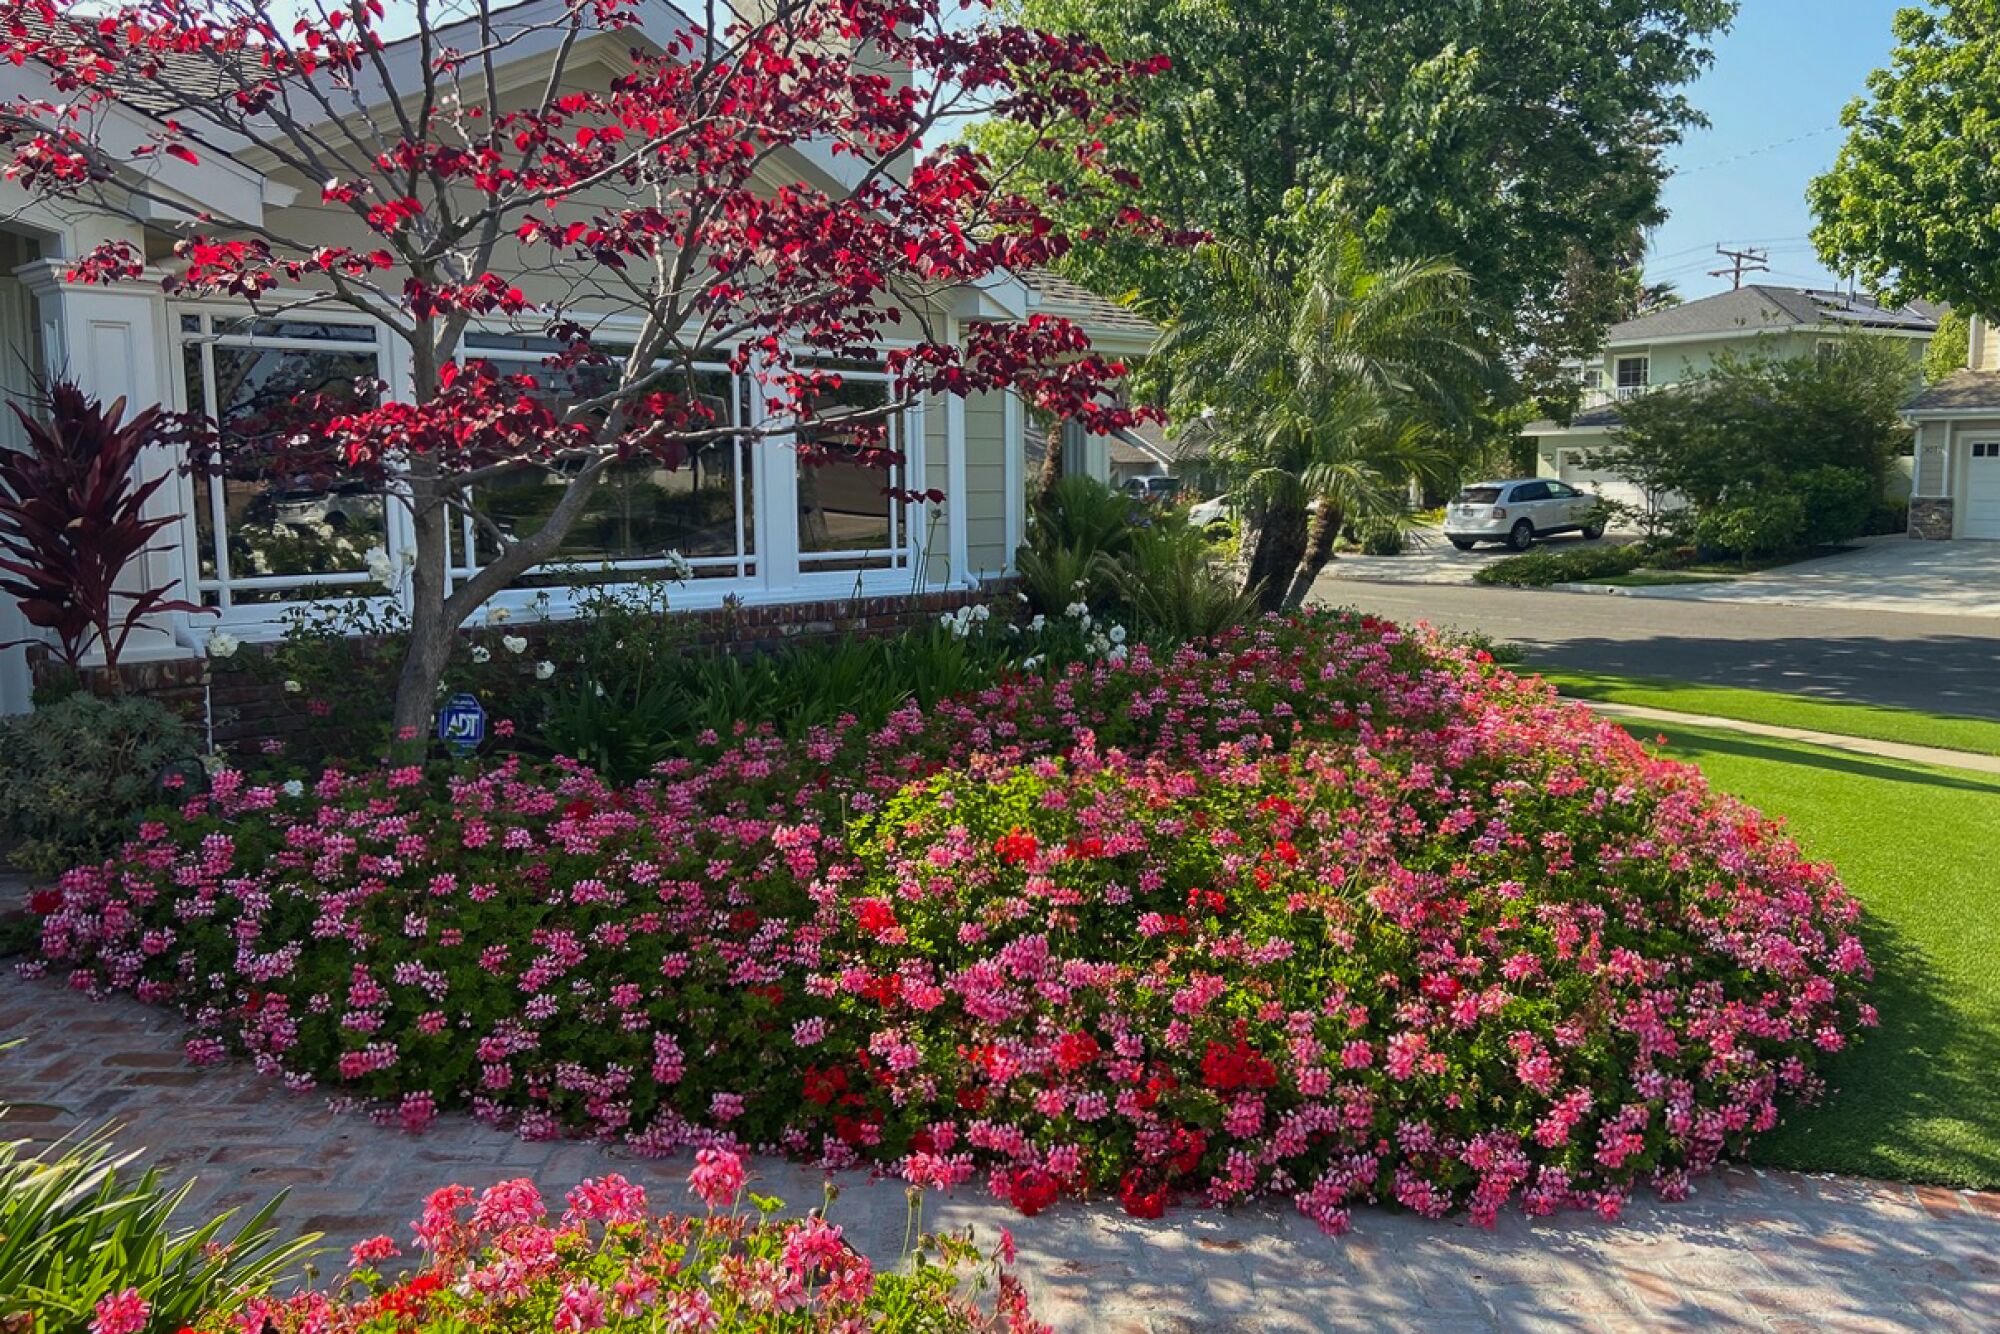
[[981, 0, 1735, 372], [1162, 235, 1490, 611], [1611, 338, 1920, 515], [1924, 308, 1972, 383], [1811, 4, 2000, 315]]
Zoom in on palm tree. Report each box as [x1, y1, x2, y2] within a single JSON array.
[[1160, 235, 1489, 611]]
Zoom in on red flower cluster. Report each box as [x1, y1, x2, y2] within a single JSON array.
[[1200, 1039, 1280, 1093]]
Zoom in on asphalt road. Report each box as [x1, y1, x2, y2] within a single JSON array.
[[1314, 581, 2000, 721]]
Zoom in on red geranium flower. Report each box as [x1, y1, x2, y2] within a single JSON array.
[[1006, 1168, 1059, 1217]]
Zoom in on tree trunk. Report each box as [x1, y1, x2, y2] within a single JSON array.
[[389, 465, 455, 750], [1031, 422, 1064, 510], [1240, 497, 1309, 615], [1283, 503, 1343, 610]]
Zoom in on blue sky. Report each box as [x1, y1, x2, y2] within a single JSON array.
[[1645, 0, 1908, 299]]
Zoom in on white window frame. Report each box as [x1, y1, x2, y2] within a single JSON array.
[[169, 303, 939, 639], [1614, 355, 1650, 396], [171, 307, 402, 633]]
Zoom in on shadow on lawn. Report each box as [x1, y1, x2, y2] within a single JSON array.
[[1655, 728, 2000, 797], [1752, 903, 2000, 1190]]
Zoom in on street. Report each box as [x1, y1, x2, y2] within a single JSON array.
[[1314, 580, 2000, 720]]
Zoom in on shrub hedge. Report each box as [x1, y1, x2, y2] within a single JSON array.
[[1471, 545, 1647, 587]]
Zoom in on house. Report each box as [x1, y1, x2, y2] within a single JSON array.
[[0, 2, 1149, 718], [1901, 316, 2000, 540], [1524, 286, 1940, 511]]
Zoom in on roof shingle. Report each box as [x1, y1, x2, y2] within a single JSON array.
[[1906, 370, 2000, 415], [1604, 285, 1938, 345]]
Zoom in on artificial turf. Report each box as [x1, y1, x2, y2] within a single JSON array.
[[1638, 722, 2000, 1189], [1546, 669, 2000, 759]]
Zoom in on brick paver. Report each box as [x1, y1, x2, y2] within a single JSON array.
[[4, 970, 1995, 1332]]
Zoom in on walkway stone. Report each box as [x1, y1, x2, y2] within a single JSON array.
[[3, 971, 1995, 1331], [1563, 697, 2000, 776]]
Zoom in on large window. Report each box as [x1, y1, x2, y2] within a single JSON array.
[[178, 314, 384, 608], [796, 371, 910, 573], [457, 334, 754, 586], [1615, 356, 1650, 395]]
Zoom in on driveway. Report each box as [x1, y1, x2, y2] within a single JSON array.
[[1595, 538, 2000, 619], [1310, 581, 2000, 720], [1323, 526, 1631, 588]]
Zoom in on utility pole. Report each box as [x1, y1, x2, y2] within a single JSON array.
[[1709, 245, 1770, 291]]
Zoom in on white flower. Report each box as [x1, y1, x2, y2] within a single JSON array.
[[501, 634, 528, 655], [534, 660, 556, 681], [1107, 645, 1128, 665], [470, 645, 491, 664], [1023, 654, 1044, 670], [593, 681, 606, 698], [486, 606, 512, 625], [1109, 624, 1127, 645], [661, 550, 695, 582], [1065, 601, 1089, 620], [282, 678, 302, 693], [364, 546, 396, 587], [969, 604, 991, 623], [281, 779, 305, 798], [1029, 614, 1046, 633], [206, 631, 241, 659]]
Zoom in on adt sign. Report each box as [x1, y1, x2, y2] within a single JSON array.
[[437, 692, 487, 757]]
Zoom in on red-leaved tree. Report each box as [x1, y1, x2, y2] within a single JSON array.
[[0, 0, 1165, 737]]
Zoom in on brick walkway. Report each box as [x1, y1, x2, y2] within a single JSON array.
[[3, 970, 1996, 1332]]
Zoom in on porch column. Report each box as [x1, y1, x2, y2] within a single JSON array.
[[17, 258, 199, 666]]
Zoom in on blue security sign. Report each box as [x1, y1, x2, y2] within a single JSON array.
[[437, 692, 487, 756]]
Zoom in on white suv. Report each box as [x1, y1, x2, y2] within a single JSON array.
[[1445, 479, 1606, 552]]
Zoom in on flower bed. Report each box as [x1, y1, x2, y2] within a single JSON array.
[[174, 1154, 1041, 1333], [28, 614, 1875, 1236]]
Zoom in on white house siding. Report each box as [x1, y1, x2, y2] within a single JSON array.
[[963, 391, 1011, 579]]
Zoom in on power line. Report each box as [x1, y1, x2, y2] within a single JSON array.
[[1673, 125, 1843, 176]]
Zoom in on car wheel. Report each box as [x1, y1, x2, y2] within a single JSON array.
[[1508, 520, 1535, 552], [1449, 538, 1477, 552], [1582, 523, 1605, 541]]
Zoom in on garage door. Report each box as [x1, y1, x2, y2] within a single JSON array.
[[1968, 441, 2000, 539], [1556, 450, 1652, 513]]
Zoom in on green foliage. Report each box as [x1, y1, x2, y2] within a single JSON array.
[[1923, 308, 1972, 384], [1611, 339, 1919, 516], [1811, 4, 2000, 314], [1113, 522, 1262, 642], [980, 0, 1736, 376], [1793, 465, 1876, 548], [1018, 476, 1256, 641], [1473, 544, 1647, 587], [0, 693, 193, 876], [1695, 490, 1809, 564], [1357, 520, 1407, 556], [0, 1122, 314, 1331]]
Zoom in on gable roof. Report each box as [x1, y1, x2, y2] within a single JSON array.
[[1906, 369, 2000, 415], [1020, 272, 1159, 341], [1604, 285, 1939, 346]]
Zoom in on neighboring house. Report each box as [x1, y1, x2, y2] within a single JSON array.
[[1902, 316, 2000, 540], [0, 4, 1147, 717], [1524, 286, 1940, 512], [1018, 272, 1161, 488]]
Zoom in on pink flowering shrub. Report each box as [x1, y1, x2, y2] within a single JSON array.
[[29, 614, 1874, 1235], [184, 1158, 1044, 1332]]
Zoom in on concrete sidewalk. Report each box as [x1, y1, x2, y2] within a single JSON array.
[[1569, 697, 2000, 776], [1556, 539, 2000, 620]]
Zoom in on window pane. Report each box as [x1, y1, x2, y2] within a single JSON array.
[[200, 342, 383, 603], [213, 317, 379, 344], [797, 378, 898, 567], [473, 370, 750, 582]]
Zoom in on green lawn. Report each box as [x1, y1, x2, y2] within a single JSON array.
[[1544, 668, 2000, 759], [1637, 722, 2000, 1188], [1588, 570, 1735, 588]]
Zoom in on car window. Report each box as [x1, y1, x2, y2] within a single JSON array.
[[1456, 487, 1502, 504], [1546, 482, 1578, 499], [1511, 482, 1550, 502]]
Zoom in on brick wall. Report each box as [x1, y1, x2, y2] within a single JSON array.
[[31, 586, 1005, 752]]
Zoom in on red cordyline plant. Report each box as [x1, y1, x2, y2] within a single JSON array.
[[0, 0, 1172, 735], [0, 383, 209, 688]]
